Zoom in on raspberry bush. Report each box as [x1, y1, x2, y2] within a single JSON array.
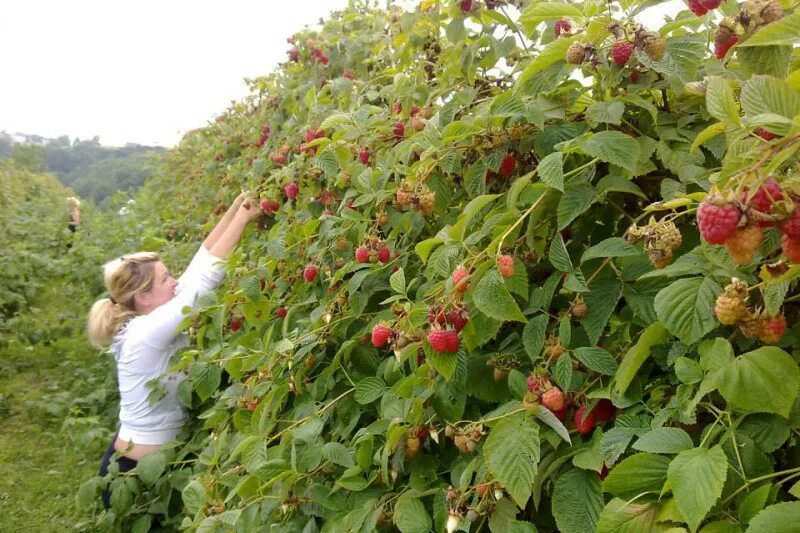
[[79, 1, 800, 532]]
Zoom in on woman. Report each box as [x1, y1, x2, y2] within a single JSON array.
[[67, 196, 81, 232], [87, 193, 260, 507]]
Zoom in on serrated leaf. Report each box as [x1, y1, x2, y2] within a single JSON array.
[[490, 91, 527, 117], [484, 415, 540, 508], [519, 2, 583, 34], [390, 268, 405, 294], [615, 322, 670, 396], [394, 496, 432, 533], [136, 452, 167, 486], [746, 502, 800, 533], [579, 131, 640, 172], [553, 469, 603, 533], [706, 77, 740, 126], [740, 76, 800, 124], [633, 428, 694, 454], [601, 453, 671, 499], [692, 122, 726, 153], [572, 347, 618, 376], [323, 442, 355, 468], [474, 270, 526, 323], [582, 276, 622, 346], [190, 362, 222, 402], [668, 446, 728, 532], [537, 151, 564, 191], [596, 498, 670, 533], [354, 377, 386, 405], [582, 237, 640, 263], [738, 12, 800, 47], [239, 275, 262, 302], [717, 346, 800, 417], [549, 233, 573, 272], [557, 182, 596, 229], [654, 277, 720, 345], [586, 100, 626, 126], [533, 404, 571, 443], [523, 314, 549, 361], [553, 353, 573, 391]]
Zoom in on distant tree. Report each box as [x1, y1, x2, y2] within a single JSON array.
[[11, 144, 46, 172]]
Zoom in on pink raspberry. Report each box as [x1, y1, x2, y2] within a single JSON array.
[[779, 207, 800, 239], [611, 41, 634, 66], [554, 20, 571, 38], [696, 200, 741, 244]]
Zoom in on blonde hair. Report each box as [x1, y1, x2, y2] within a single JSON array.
[[87, 252, 160, 348], [67, 196, 81, 208]]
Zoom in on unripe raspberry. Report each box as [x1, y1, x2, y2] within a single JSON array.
[[405, 435, 421, 458], [566, 42, 586, 64], [781, 234, 800, 263], [724, 224, 763, 265], [642, 34, 666, 61], [714, 293, 748, 325], [541, 387, 566, 413], [758, 314, 786, 344], [697, 199, 741, 244], [497, 254, 515, 278], [570, 300, 588, 319], [452, 266, 470, 292], [492, 368, 508, 381], [611, 41, 634, 66], [527, 374, 547, 393]]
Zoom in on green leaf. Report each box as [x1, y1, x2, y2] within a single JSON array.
[[136, 452, 167, 486], [474, 270, 527, 323], [450, 193, 502, 241], [394, 496, 432, 533], [323, 442, 355, 468], [581, 238, 640, 263], [549, 233, 573, 272], [190, 362, 222, 402], [601, 453, 671, 499], [706, 77, 740, 127], [654, 277, 720, 345], [701, 520, 743, 533], [519, 2, 583, 34], [390, 267, 406, 294], [523, 314, 549, 361], [739, 484, 772, 526], [538, 151, 564, 191], [586, 101, 626, 126], [490, 91, 527, 117], [552, 353, 573, 391], [354, 377, 386, 405], [552, 469, 604, 533], [717, 346, 800, 417], [738, 413, 790, 453], [740, 76, 800, 125], [572, 347, 618, 376], [519, 37, 575, 84], [557, 182, 596, 229], [579, 131, 640, 172], [485, 415, 540, 508], [746, 502, 800, 533], [182, 479, 207, 514], [615, 322, 670, 396], [533, 405, 571, 444], [596, 498, 670, 533], [633, 428, 694, 454], [428, 344, 459, 381], [737, 45, 792, 78], [738, 12, 800, 47], [581, 277, 623, 346], [668, 446, 728, 532]]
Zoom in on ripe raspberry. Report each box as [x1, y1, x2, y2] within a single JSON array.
[[715, 35, 739, 60], [229, 316, 243, 332], [746, 177, 783, 217], [448, 307, 469, 332], [377, 247, 391, 263], [700, 0, 722, 9], [303, 265, 318, 282], [428, 329, 460, 353], [371, 324, 393, 348], [724, 224, 763, 265], [288, 47, 299, 62], [756, 128, 778, 141], [452, 266, 470, 292], [566, 42, 586, 64], [283, 182, 299, 200], [574, 406, 597, 436], [497, 254, 515, 278], [611, 41, 634, 66], [541, 387, 565, 413], [687, 0, 709, 15], [392, 121, 405, 139], [554, 19, 571, 38], [498, 154, 517, 177], [428, 305, 447, 326], [459, 0, 474, 12], [595, 399, 616, 422], [696, 199, 741, 244], [642, 34, 666, 61], [781, 234, 800, 263], [758, 314, 786, 344], [358, 148, 370, 165], [276, 307, 288, 318], [355, 247, 370, 263], [779, 206, 800, 238], [342, 69, 354, 80], [714, 293, 748, 325]]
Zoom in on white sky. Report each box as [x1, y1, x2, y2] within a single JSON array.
[[1, 0, 682, 148]]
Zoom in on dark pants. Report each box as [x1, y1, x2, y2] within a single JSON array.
[[98, 434, 138, 508]]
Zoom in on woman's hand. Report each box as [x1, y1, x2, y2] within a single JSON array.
[[237, 195, 263, 223], [232, 192, 248, 209]]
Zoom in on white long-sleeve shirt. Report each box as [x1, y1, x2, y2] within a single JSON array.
[[110, 246, 225, 445]]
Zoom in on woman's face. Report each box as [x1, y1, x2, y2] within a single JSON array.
[[137, 261, 177, 312]]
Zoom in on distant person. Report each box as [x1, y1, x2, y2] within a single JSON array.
[[67, 196, 81, 232], [86, 193, 260, 508]]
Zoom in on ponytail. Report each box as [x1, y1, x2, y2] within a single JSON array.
[[87, 298, 116, 348]]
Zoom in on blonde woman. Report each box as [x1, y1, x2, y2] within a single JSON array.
[[87, 193, 260, 507], [67, 196, 81, 232]]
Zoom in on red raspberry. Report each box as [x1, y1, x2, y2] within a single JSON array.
[[687, 0, 709, 15], [527, 374, 547, 393], [541, 387, 565, 413], [342, 69, 354, 80], [696, 200, 741, 244], [779, 207, 800, 239], [724, 224, 763, 265], [756, 128, 778, 141], [714, 35, 739, 60], [283, 182, 299, 200], [276, 307, 288, 318], [428, 329, 460, 353], [448, 307, 469, 332], [700, 0, 722, 9], [459, 0, 474, 11], [229, 316, 243, 332], [759, 314, 786, 344], [288, 47, 299, 62], [594, 399, 616, 423], [611, 41, 634, 66], [554, 19, 571, 38], [499, 154, 517, 177], [371, 324, 393, 348], [303, 265, 318, 282], [359, 148, 370, 165], [392, 101, 402, 114], [497, 254, 515, 278], [392, 121, 405, 139], [452, 266, 470, 292], [746, 178, 783, 218], [377, 247, 391, 263], [355, 247, 370, 263], [574, 406, 597, 436], [781, 234, 800, 263], [599, 464, 610, 480], [428, 305, 447, 326]]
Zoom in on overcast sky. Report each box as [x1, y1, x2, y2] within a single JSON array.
[[2, 0, 682, 148]]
